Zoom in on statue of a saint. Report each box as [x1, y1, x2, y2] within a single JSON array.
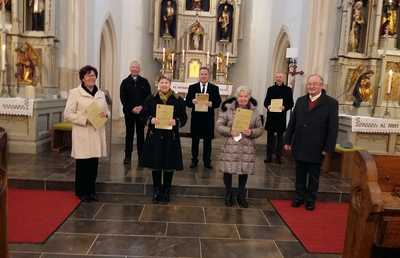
[[217, 3, 234, 42], [28, 0, 45, 31], [160, 0, 176, 38], [352, 70, 374, 107], [381, 1, 398, 36], [348, 1, 365, 53], [190, 22, 204, 50], [15, 43, 40, 85], [216, 52, 226, 73]]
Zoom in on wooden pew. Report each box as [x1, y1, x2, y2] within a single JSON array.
[[0, 127, 8, 258], [343, 151, 400, 258]]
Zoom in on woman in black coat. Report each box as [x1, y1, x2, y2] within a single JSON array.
[[141, 75, 187, 203]]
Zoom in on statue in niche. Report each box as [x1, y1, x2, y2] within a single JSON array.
[[27, 0, 45, 31], [348, 1, 366, 53], [185, 0, 210, 11], [160, 0, 176, 38], [347, 65, 374, 107], [216, 52, 226, 73], [15, 42, 40, 85], [217, 2, 234, 42], [190, 21, 204, 50], [0, 0, 12, 24], [381, 0, 398, 36]]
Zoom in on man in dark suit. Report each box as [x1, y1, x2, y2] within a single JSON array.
[[120, 61, 151, 165], [264, 72, 294, 164], [185, 67, 221, 169], [284, 74, 338, 211]]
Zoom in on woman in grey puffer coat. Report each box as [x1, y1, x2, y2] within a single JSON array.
[[216, 86, 264, 208]]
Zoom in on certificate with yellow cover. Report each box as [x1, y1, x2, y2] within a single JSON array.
[[155, 104, 174, 130], [195, 93, 209, 112], [270, 99, 283, 113], [232, 108, 253, 133], [86, 102, 107, 129]]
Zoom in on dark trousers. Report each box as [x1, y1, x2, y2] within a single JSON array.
[[267, 130, 283, 158], [75, 158, 99, 198], [152, 170, 174, 190], [223, 173, 248, 195], [294, 161, 321, 202], [192, 136, 212, 164], [124, 114, 144, 160]]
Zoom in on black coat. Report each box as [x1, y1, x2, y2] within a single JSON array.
[[120, 75, 151, 115], [141, 92, 188, 171], [264, 84, 294, 132], [284, 90, 338, 164], [185, 82, 222, 138]]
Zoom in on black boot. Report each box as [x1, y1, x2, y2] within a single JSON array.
[[223, 173, 233, 207], [237, 174, 249, 208], [161, 171, 174, 203], [152, 170, 162, 203]]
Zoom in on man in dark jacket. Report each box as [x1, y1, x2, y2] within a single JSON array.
[[264, 72, 294, 163], [284, 74, 338, 211], [185, 67, 222, 169], [120, 61, 151, 165]]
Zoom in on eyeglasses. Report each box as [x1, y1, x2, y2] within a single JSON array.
[[306, 82, 322, 86]]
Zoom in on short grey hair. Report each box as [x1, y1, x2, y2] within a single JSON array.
[[234, 86, 252, 98], [307, 74, 324, 85], [130, 60, 140, 67]]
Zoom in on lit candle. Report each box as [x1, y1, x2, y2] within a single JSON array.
[[216, 57, 219, 71], [388, 69, 393, 94], [206, 51, 210, 66], [162, 48, 165, 63], [182, 49, 185, 64], [226, 52, 229, 66], [1, 42, 5, 71]]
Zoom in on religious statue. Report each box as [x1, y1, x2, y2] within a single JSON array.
[[348, 1, 366, 53], [216, 52, 226, 73], [160, 0, 176, 38], [380, 0, 398, 36], [0, 0, 12, 24], [190, 21, 204, 50], [217, 3, 234, 42], [348, 65, 374, 107], [185, 0, 210, 11], [15, 42, 40, 85], [27, 0, 45, 31]]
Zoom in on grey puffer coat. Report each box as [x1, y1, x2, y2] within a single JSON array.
[[216, 98, 264, 175]]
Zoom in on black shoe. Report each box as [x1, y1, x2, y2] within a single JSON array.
[[160, 188, 171, 203], [237, 194, 248, 208], [89, 194, 98, 202], [79, 195, 91, 202], [291, 198, 304, 208], [189, 162, 198, 168], [123, 156, 131, 164], [264, 156, 272, 163], [204, 163, 213, 169], [305, 201, 315, 211], [224, 190, 233, 207], [275, 156, 282, 164], [152, 188, 161, 204]]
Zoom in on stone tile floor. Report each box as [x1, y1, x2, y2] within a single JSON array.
[[8, 138, 347, 258]]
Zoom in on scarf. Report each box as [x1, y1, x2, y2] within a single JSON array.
[[159, 90, 173, 104]]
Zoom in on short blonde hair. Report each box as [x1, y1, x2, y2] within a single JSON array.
[[234, 86, 252, 98]]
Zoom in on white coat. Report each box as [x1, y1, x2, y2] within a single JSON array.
[[64, 86, 110, 159]]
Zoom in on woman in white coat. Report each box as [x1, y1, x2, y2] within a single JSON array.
[[64, 65, 109, 202]]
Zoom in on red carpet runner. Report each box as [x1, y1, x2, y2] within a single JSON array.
[[271, 200, 348, 254], [7, 188, 80, 243]]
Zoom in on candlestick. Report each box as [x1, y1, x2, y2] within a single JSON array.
[[171, 53, 175, 70], [388, 69, 393, 94], [182, 50, 185, 64], [162, 48, 166, 63], [216, 57, 219, 71], [1, 42, 5, 71], [206, 51, 210, 66], [226, 52, 229, 66]]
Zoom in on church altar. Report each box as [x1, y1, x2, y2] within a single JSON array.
[[0, 98, 66, 154], [338, 114, 400, 155]]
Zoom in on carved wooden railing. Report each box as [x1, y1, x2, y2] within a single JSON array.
[[0, 127, 8, 258]]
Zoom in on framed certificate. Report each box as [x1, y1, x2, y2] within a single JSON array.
[[232, 108, 253, 133], [155, 104, 174, 130], [86, 102, 107, 129], [195, 93, 209, 112], [270, 99, 283, 113]]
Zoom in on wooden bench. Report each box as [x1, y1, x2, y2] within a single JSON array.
[[343, 151, 400, 258], [321, 144, 363, 178], [51, 121, 72, 152], [0, 127, 9, 258]]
